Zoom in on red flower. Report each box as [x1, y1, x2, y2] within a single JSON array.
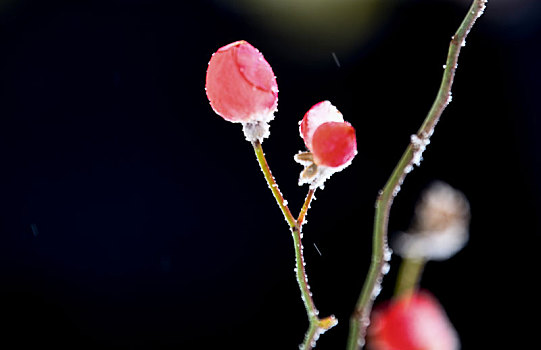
[[368, 291, 459, 350], [300, 101, 356, 168], [205, 40, 278, 124]]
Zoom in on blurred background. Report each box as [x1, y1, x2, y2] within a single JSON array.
[[0, 0, 539, 348]]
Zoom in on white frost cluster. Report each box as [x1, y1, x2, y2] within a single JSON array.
[[410, 134, 431, 167], [300, 100, 344, 149], [241, 107, 277, 142], [242, 120, 271, 142], [295, 151, 356, 190]]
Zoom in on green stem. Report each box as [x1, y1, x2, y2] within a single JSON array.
[[298, 188, 315, 228], [394, 257, 426, 298], [251, 140, 297, 228], [346, 1, 487, 349], [251, 142, 336, 350]]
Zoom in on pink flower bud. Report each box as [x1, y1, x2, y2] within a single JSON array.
[[299, 101, 344, 151], [311, 121, 356, 167], [368, 291, 460, 350], [299, 101, 356, 168], [205, 40, 278, 124]]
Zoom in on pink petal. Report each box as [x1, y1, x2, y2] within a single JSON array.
[[311, 121, 356, 168], [299, 101, 344, 150], [368, 291, 460, 350], [205, 40, 278, 123]]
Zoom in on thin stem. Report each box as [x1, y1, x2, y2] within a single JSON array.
[[251, 141, 336, 349], [298, 188, 316, 226], [297, 188, 338, 349], [346, 1, 487, 349], [292, 224, 319, 320], [303, 323, 320, 350], [394, 257, 425, 298], [296, 188, 319, 320], [251, 140, 297, 228]]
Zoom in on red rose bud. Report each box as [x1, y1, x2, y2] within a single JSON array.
[[368, 291, 459, 350], [205, 40, 278, 125], [296, 101, 356, 188], [311, 121, 356, 167], [299, 101, 345, 151], [299, 101, 356, 168]]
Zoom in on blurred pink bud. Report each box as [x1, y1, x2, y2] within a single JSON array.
[[368, 291, 459, 350], [205, 40, 278, 124]]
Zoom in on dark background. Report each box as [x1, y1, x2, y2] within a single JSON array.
[[0, 0, 539, 348]]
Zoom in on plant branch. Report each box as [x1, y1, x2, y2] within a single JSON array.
[[346, 1, 487, 349], [394, 257, 425, 298], [252, 140, 297, 228], [298, 188, 315, 227], [251, 141, 336, 350]]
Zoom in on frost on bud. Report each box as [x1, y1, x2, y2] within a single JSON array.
[[295, 101, 357, 188], [368, 291, 460, 350], [205, 40, 278, 141], [394, 181, 470, 261], [299, 101, 344, 151]]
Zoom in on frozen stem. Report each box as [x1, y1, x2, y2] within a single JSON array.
[[346, 1, 487, 349], [252, 140, 297, 228], [251, 141, 337, 349]]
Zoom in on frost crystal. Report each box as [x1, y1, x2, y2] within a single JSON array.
[[383, 247, 393, 262], [300, 101, 344, 150], [371, 284, 382, 299], [242, 120, 271, 142], [382, 262, 391, 275], [410, 134, 430, 167]]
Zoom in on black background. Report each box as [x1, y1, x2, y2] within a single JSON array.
[[0, 0, 539, 348]]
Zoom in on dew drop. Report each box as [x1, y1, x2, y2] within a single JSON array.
[[382, 262, 391, 275], [371, 284, 382, 299], [392, 185, 401, 197], [383, 248, 393, 262], [362, 317, 371, 328]]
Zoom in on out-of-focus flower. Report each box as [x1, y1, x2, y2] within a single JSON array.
[[295, 101, 357, 188], [394, 181, 470, 261], [205, 40, 278, 141], [368, 290, 460, 350]]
